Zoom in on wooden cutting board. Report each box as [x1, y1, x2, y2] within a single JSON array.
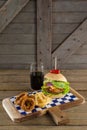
[[2, 87, 85, 125]]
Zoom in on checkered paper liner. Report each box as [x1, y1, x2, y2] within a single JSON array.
[[10, 91, 78, 116]]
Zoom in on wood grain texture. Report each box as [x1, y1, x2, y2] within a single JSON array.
[[37, 0, 52, 69], [53, 12, 87, 24], [0, 75, 29, 83], [67, 55, 87, 64], [53, 0, 87, 12], [12, 12, 87, 24], [52, 0, 87, 69], [0, 83, 30, 91], [22, 0, 35, 12], [0, 0, 36, 69], [53, 23, 78, 34], [52, 34, 68, 44], [12, 12, 35, 23], [52, 19, 87, 67], [0, 0, 7, 8], [2, 23, 77, 34], [2, 23, 35, 34], [0, 69, 86, 91], [0, 0, 87, 69], [0, 34, 35, 44], [0, 55, 35, 64], [48, 107, 69, 125], [0, 69, 87, 129], [0, 64, 31, 69], [60, 63, 87, 69], [0, 126, 87, 130], [0, 45, 35, 54], [0, 0, 30, 33]]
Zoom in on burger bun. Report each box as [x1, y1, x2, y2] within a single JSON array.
[[44, 73, 67, 82], [48, 93, 66, 99]]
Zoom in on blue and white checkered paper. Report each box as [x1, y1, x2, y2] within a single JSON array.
[[10, 91, 78, 116]]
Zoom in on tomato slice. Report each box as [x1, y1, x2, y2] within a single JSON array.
[[50, 69, 60, 74]]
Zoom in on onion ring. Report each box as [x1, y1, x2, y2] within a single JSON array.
[[21, 97, 35, 111], [14, 92, 28, 105]]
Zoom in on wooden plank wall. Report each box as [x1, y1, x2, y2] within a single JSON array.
[[0, 0, 36, 69], [37, 0, 52, 69], [0, 0, 7, 7], [52, 19, 87, 69], [52, 0, 87, 69], [0, 0, 87, 69], [52, 0, 87, 50], [0, 0, 30, 33]]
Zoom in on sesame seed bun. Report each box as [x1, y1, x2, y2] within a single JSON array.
[[44, 73, 67, 82]]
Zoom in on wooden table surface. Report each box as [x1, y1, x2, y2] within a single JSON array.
[[0, 69, 87, 130]]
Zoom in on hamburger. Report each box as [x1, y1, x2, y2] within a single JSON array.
[[41, 70, 70, 98]]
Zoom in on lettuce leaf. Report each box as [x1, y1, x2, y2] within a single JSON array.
[[52, 81, 70, 94], [42, 80, 70, 96]]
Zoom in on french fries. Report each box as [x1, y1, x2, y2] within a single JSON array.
[[35, 92, 51, 108]]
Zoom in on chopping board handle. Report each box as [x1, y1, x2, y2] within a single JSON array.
[[48, 107, 69, 125]]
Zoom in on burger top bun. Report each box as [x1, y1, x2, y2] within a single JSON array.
[[44, 73, 67, 82]]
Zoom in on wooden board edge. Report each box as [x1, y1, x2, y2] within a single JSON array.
[[70, 87, 85, 104], [59, 87, 85, 110], [2, 98, 23, 122], [2, 98, 46, 122]]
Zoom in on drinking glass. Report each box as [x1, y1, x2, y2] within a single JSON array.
[[30, 63, 44, 90]]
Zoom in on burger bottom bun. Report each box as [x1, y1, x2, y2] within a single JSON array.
[[47, 93, 65, 99]]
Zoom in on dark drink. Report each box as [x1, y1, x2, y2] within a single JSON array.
[[30, 71, 44, 90]]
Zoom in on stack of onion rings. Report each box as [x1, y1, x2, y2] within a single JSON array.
[[14, 91, 51, 112], [14, 92, 35, 112]]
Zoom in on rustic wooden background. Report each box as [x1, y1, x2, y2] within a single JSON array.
[[0, 0, 87, 69], [0, 1, 87, 129]]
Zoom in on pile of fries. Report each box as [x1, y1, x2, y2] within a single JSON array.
[[35, 92, 51, 108]]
